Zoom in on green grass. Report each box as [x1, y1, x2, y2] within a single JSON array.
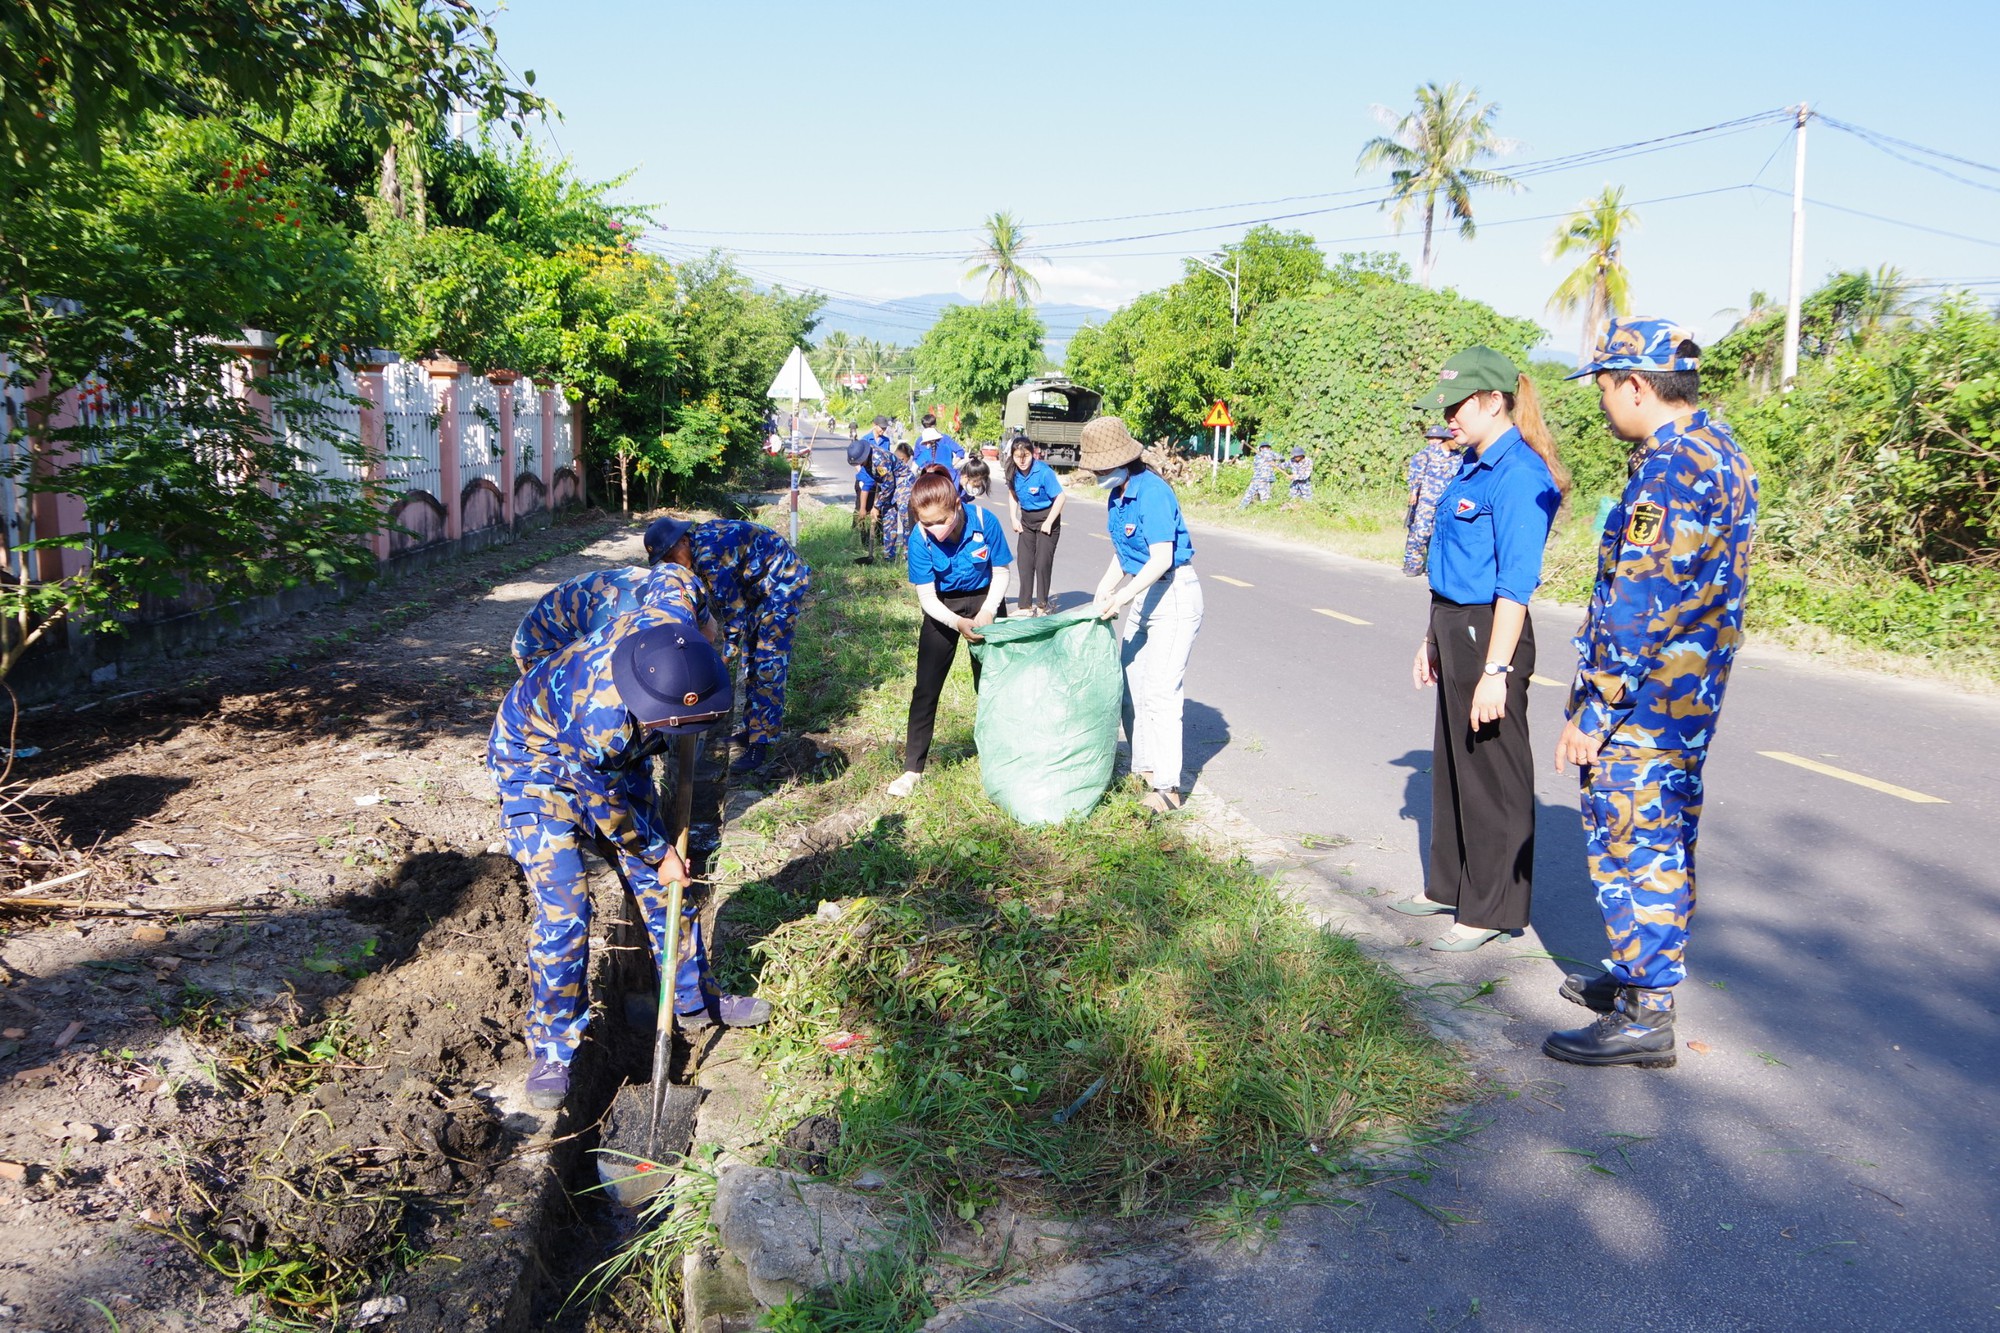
[[644, 505, 1470, 1329]]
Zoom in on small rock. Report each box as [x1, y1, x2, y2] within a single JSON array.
[[0, 1162, 26, 1183], [112, 1123, 141, 1143], [352, 1294, 407, 1325], [852, 1170, 889, 1191], [127, 840, 179, 859], [130, 926, 169, 944], [52, 1020, 83, 1050], [484, 842, 504, 855], [65, 1122, 103, 1143], [1, 1028, 23, 1040], [815, 900, 846, 922], [355, 792, 384, 807]]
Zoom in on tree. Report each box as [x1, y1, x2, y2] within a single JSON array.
[[916, 302, 1045, 412], [1857, 264, 1918, 340], [1546, 186, 1639, 363], [965, 211, 1044, 303], [1356, 82, 1520, 286], [1066, 228, 1328, 441], [1716, 289, 1781, 337]]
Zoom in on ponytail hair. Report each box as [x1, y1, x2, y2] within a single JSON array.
[[1502, 374, 1571, 501]]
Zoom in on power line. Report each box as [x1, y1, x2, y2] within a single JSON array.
[[654, 109, 1792, 243], [1818, 116, 2000, 196], [1748, 184, 2000, 250], [1813, 115, 2000, 176]]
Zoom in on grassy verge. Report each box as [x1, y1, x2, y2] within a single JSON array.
[[667, 507, 1469, 1328], [1163, 463, 2000, 686]]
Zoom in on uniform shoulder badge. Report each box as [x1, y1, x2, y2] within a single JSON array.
[[1625, 501, 1666, 545]]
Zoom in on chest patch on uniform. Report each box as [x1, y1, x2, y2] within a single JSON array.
[[1625, 501, 1666, 545], [1123, 523, 1137, 537], [1455, 497, 1477, 516]]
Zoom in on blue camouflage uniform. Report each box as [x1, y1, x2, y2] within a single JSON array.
[[1565, 321, 1759, 1018], [1404, 440, 1461, 576], [1284, 450, 1314, 501], [488, 607, 715, 1065], [1237, 444, 1278, 509], [510, 564, 705, 671], [687, 520, 812, 748]]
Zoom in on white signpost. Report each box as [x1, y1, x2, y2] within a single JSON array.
[[766, 347, 825, 545]]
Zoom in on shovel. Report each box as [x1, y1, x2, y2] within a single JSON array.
[[596, 733, 706, 1206]]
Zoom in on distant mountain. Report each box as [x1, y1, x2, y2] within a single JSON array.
[[806, 293, 1111, 360]]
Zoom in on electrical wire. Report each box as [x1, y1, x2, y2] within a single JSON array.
[[1748, 185, 2000, 250], [1819, 116, 2000, 196]]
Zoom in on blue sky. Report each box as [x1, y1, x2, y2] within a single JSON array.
[[488, 0, 2000, 355]]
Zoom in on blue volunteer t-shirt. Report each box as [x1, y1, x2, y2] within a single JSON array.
[[907, 502, 1013, 593], [855, 467, 877, 493], [1106, 470, 1194, 575], [1008, 459, 1064, 513], [1426, 427, 1561, 606], [913, 435, 966, 472]]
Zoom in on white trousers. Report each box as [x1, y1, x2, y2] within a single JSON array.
[[1120, 565, 1203, 793]]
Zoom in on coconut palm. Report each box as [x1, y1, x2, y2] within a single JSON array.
[[1547, 186, 1640, 363], [1715, 289, 1781, 336], [1356, 82, 1521, 286], [965, 210, 1045, 303], [814, 330, 854, 386], [1856, 264, 1917, 339]]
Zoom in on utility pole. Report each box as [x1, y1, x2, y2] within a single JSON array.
[[1781, 103, 1810, 391], [1192, 251, 1242, 480]]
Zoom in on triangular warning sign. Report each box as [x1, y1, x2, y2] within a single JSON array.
[[1202, 400, 1233, 428]]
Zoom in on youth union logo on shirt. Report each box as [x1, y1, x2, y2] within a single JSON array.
[[1455, 498, 1477, 516], [1124, 523, 1137, 537]]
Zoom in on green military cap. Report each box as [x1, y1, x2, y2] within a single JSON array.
[[1416, 346, 1520, 411]]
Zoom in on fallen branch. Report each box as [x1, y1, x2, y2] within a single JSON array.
[[0, 895, 269, 917], [4, 867, 92, 897]]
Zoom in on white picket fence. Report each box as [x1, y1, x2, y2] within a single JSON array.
[[273, 364, 369, 487], [0, 352, 34, 580], [512, 377, 543, 474], [552, 391, 574, 472], [380, 361, 442, 501], [458, 373, 501, 493]]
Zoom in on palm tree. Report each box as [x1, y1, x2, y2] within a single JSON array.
[[1546, 186, 1640, 363], [1356, 82, 1520, 286], [1715, 289, 1781, 336], [965, 210, 1045, 303], [814, 330, 854, 387], [1856, 264, 1917, 340]]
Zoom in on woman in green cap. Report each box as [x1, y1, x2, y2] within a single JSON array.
[[1395, 347, 1567, 951]]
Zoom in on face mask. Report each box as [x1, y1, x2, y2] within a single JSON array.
[[1095, 465, 1130, 490]]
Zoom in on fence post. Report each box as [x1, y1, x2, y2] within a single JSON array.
[[356, 352, 395, 563], [572, 395, 587, 509], [27, 379, 88, 584], [539, 388, 555, 500], [232, 331, 278, 496], [430, 359, 463, 542], [493, 370, 517, 527]]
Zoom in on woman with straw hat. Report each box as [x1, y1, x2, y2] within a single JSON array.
[[1080, 417, 1203, 813], [1396, 347, 1568, 951]]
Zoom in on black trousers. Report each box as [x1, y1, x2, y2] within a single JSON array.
[[904, 589, 1005, 773], [1015, 509, 1061, 610], [1427, 597, 1536, 931]]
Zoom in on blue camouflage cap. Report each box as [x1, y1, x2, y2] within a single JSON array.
[[643, 516, 694, 563], [1568, 317, 1701, 379]]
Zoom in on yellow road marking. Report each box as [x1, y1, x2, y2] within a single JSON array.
[[1757, 751, 1948, 804], [1529, 674, 1565, 688], [1212, 575, 1253, 588], [1313, 608, 1371, 626]]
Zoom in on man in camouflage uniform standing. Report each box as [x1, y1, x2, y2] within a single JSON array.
[[1547, 317, 1759, 1070], [646, 516, 812, 777], [510, 562, 710, 672], [489, 618, 771, 1111]]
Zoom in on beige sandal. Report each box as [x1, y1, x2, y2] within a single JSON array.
[[1141, 790, 1185, 814]]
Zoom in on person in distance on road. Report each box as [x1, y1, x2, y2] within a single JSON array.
[[912, 413, 967, 474], [1004, 434, 1067, 617], [489, 622, 770, 1113], [645, 517, 813, 779], [1399, 347, 1567, 952], [1083, 417, 1202, 814], [1545, 317, 1759, 1070], [509, 562, 710, 673], [887, 465, 1013, 798], [1404, 424, 1461, 577], [1236, 437, 1278, 510]]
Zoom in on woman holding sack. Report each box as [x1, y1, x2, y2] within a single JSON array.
[[887, 465, 1014, 798], [1398, 347, 1567, 951], [1080, 417, 1202, 814], [1004, 434, 1066, 616]]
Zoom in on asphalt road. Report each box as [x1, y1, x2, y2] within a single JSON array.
[[798, 430, 2000, 1330]]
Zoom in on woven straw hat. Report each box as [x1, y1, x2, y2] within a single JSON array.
[[1078, 416, 1142, 471]]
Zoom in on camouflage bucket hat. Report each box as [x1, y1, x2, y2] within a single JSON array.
[[1569, 316, 1700, 379]]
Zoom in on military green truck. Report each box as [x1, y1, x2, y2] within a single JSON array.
[[1000, 376, 1101, 469]]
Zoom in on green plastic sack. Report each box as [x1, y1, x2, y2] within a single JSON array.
[[970, 612, 1123, 825]]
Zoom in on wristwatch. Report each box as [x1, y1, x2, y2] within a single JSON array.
[[1481, 662, 1515, 676]]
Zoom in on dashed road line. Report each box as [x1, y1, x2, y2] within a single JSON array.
[[1313, 608, 1371, 626], [1211, 575, 1253, 588], [1529, 674, 1565, 688], [1757, 751, 1948, 804]]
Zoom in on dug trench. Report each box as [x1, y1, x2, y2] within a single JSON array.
[[0, 513, 758, 1331]]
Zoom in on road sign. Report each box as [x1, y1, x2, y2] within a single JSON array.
[[1203, 401, 1233, 429]]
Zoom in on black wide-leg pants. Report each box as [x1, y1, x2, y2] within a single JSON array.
[[903, 589, 1005, 773], [1427, 597, 1536, 931]]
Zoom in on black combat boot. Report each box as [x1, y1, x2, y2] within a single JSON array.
[[1558, 970, 1625, 1014], [1542, 997, 1676, 1069]]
